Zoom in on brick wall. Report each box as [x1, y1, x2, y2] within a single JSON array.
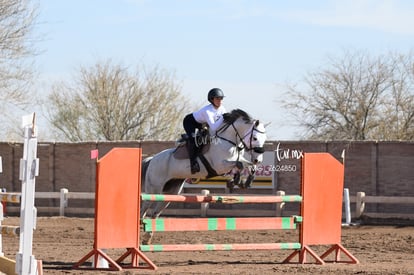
[[0, 140, 413, 214]]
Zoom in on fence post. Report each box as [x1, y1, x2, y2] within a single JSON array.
[[275, 190, 285, 216], [343, 188, 351, 225], [59, 188, 68, 216], [16, 113, 39, 275], [200, 189, 210, 217], [356, 192, 365, 218], [0, 202, 3, 257]]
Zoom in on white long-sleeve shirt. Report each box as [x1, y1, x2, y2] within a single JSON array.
[[192, 104, 226, 133]]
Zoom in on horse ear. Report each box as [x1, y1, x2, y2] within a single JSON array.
[[255, 120, 259, 126]]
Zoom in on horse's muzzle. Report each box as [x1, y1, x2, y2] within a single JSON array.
[[252, 154, 264, 164]]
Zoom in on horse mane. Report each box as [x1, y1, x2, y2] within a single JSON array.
[[223, 109, 253, 124]]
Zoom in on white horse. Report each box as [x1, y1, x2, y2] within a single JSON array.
[[140, 109, 267, 241]]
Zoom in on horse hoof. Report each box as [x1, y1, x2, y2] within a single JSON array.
[[142, 237, 152, 245], [185, 178, 200, 184], [226, 180, 235, 193]]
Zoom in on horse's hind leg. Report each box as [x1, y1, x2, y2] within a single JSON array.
[[141, 201, 171, 245], [142, 180, 186, 244], [153, 180, 185, 216], [153, 201, 171, 218], [140, 200, 153, 245], [140, 200, 152, 219]]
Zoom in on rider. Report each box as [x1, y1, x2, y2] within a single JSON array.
[[183, 88, 227, 174]]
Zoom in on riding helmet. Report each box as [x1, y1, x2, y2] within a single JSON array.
[[208, 88, 225, 103]]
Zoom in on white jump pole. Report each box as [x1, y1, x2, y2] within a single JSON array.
[[16, 113, 39, 275], [200, 189, 210, 217], [340, 150, 352, 226]]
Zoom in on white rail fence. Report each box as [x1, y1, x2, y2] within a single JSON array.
[[353, 192, 414, 219], [1, 189, 413, 219], [1, 189, 94, 216]]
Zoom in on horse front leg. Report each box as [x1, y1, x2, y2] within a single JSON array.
[[241, 165, 256, 188], [223, 161, 245, 192], [224, 162, 257, 190], [226, 167, 241, 193]]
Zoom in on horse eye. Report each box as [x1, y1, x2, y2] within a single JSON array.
[[253, 137, 257, 141]]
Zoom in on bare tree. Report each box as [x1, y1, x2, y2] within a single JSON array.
[[282, 50, 414, 141], [373, 52, 414, 140], [47, 60, 192, 141], [0, 0, 39, 138]]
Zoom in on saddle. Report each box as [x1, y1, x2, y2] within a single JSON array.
[[173, 129, 211, 160]]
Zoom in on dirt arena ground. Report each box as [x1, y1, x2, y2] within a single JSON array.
[[1, 217, 414, 274]]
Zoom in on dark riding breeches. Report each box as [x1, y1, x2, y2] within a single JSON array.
[[183, 113, 202, 138], [183, 114, 202, 173]]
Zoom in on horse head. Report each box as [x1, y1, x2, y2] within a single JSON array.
[[221, 109, 267, 164], [245, 120, 267, 164]]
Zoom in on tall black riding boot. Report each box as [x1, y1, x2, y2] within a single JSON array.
[[187, 139, 200, 174]]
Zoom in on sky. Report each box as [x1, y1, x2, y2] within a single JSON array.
[[34, 0, 414, 140]]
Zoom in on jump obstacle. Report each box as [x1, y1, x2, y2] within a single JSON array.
[[0, 114, 42, 275], [74, 148, 359, 271], [0, 191, 22, 275]]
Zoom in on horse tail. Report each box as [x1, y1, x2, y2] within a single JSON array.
[[140, 156, 153, 220], [141, 156, 153, 193]]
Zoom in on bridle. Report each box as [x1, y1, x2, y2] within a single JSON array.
[[214, 120, 266, 160], [242, 122, 266, 154]]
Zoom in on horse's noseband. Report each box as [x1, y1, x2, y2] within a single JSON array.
[[253, 147, 265, 154], [244, 122, 266, 154]]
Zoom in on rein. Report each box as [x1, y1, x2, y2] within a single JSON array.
[[215, 120, 266, 155]]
